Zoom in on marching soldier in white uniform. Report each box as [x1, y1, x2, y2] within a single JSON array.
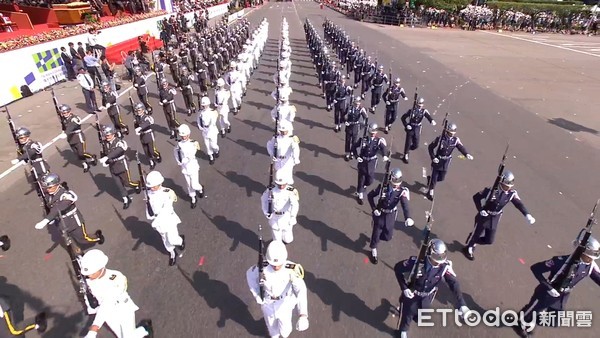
[[145, 171, 186, 266], [237, 50, 251, 91], [80, 249, 153, 338], [226, 61, 243, 114], [266, 121, 300, 185], [271, 81, 293, 102], [271, 95, 296, 135], [261, 172, 300, 244], [214, 78, 232, 138], [174, 124, 205, 208], [197, 96, 220, 165], [246, 240, 309, 338]]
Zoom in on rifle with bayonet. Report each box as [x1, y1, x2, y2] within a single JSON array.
[[128, 92, 136, 116], [258, 224, 266, 300], [549, 199, 600, 292], [136, 151, 154, 217], [433, 112, 449, 159], [58, 210, 99, 315], [50, 85, 65, 130], [483, 143, 510, 206], [376, 137, 393, 210], [409, 87, 418, 121], [397, 199, 435, 329], [95, 114, 109, 158], [4, 106, 22, 153]]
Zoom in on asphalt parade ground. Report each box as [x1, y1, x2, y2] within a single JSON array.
[[1, 1, 599, 337]]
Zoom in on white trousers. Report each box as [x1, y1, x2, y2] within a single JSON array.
[[262, 303, 294, 338], [202, 133, 219, 156], [105, 307, 148, 338], [183, 169, 203, 197], [268, 214, 294, 244], [218, 111, 230, 130], [231, 89, 242, 108], [160, 227, 182, 258]]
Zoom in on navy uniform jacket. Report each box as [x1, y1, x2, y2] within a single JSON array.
[[334, 84, 352, 103], [178, 74, 194, 94], [101, 90, 119, 116], [353, 136, 387, 160], [133, 74, 148, 95], [530, 255, 600, 308], [371, 72, 388, 88], [105, 138, 129, 175], [395, 256, 467, 307], [43, 185, 82, 232], [401, 108, 434, 128], [18, 140, 49, 176], [368, 184, 410, 219], [474, 187, 529, 216], [135, 115, 155, 145], [159, 87, 175, 105], [382, 86, 407, 109], [344, 106, 367, 125], [428, 134, 468, 170], [62, 115, 85, 146]]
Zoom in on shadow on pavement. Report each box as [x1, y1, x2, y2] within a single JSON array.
[[176, 267, 266, 335], [113, 206, 166, 255], [548, 117, 598, 135], [216, 169, 265, 197], [303, 271, 395, 334], [295, 171, 354, 197], [297, 215, 369, 253], [201, 209, 259, 253]]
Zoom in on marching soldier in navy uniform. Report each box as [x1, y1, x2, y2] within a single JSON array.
[[515, 232, 600, 337], [132, 67, 152, 113], [426, 122, 473, 200], [353, 50, 365, 89], [134, 103, 162, 170], [178, 42, 191, 70], [99, 125, 141, 209], [343, 96, 368, 161], [33, 172, 104, 245], [333, 77, 353, 132], [11, 127, 50, 184], [158, 79, 180, 139], [400, 97, 436, 164], [166, 47, 180, 85], [194, 54, 209, 96], [369, 65, 388, 113], [352, 122, 389, 204], [367, 168, 413, 264], [463, 171, 535, 260], [360, 56, 375, 99], [101, 82, 129, 136], [177, 66, 196, 117], [394, 239, 471, 338], [59, 104, 98, 173], [382, 78, 408, 133], [324, 62, 340, 111], [346, 42, 357, 78], [154, 55, 166, 84]]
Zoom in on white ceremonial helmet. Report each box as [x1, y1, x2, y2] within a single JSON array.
[[201, 96, 211, 106], [146, 171, 164, 187], [80, 249, 109, 276], [217, 78, 225, 87], [266, 240, 288, 266], [178, 124, 191, 136], [278, 120, 293, 132]]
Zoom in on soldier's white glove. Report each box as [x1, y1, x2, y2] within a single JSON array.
[[58, 132, 67, 140], [133, 84, 138, 88], [105, 103, 112, 108], [84, 331, 97, 338], [383, 156, 390, 162], [162, 99, 168, 103], [373, 209, 381, 217], [345, 122, 350, 126], [466, 154, 474, 161], [100, 156, 109, 167], [265, 213, 272, 220], [271, 156, 278, 162], [135, 127, 142, 135], [432, 157, 439, 164], [405, 218, 414, 227], [404, 97, 408, 101], [406, 125, 412, 131], [431, 120, 437, 126], [255, 296, 264, 305], [35, 219, 50, 230], [333, 100, 337, 104], [480, 210, 489, 217], [403, 289, 414, 299], [526, 214, 535, 225], [296, 315, 309, 331], [290, 217, 297, 226], [547, 288, 560, 297], [385, 101, 391, 105], [10, 159, 19, 165], [356, 157, 363, 163]]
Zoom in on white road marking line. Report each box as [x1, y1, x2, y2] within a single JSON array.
[[481, 31, 600, 58]]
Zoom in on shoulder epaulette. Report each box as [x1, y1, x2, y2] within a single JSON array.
[[286, 263, 305, 279], [109, 274, 117, 280], [292, 135, 300, 143]]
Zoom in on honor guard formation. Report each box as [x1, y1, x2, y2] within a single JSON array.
[[1, 6, 599, 338]]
